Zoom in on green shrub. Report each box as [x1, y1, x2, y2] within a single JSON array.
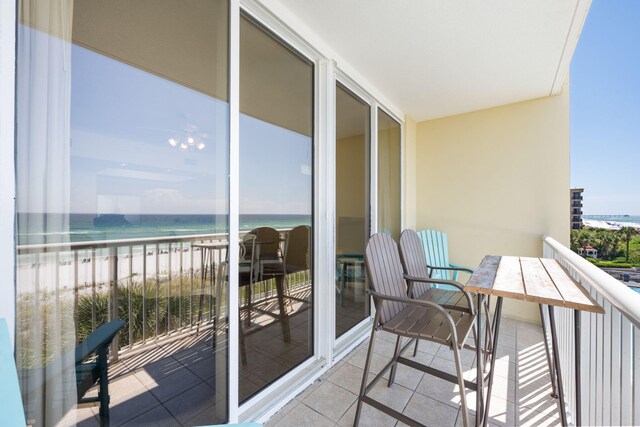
[[586, 258, 633, 268]]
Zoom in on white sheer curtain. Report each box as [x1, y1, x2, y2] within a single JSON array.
[[16, 1, 75, 425], [377, 112, 401, 242]]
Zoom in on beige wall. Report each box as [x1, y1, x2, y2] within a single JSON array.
[[412, 84, 570, 323]]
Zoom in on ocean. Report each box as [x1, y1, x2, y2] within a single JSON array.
[[582, 215, 640, 230], [16, 213, 312, 245]]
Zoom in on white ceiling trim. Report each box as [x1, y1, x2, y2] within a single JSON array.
[[550, 0, 591, 95], [260, 0, 591, 123]]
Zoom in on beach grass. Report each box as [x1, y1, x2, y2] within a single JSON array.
[[16, 269, 311, 367]]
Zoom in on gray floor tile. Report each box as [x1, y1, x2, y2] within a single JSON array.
[[266, 401, 336, 427], [302, 381, 357, 422], [415, 374, 463, 409], [184, 403, 227, 426], [163, 381, 216, 424], [338, 400, 398, 427], [147, 368, 203, 403], [402, 393, 460, 426], [103, 390, 161, 426], [327, 362, 366, 395], [120, 405, 179, 427], [365, 381, 413, 414]]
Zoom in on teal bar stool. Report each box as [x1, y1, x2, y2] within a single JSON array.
[[0, 318, 27, 427]]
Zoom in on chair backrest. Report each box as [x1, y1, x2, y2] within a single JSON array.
[[248, 227, 281, 260], [416, 229, 451, 280], [240, 233, 257, 262], [365, 233, 408, 325], [398, 229, 431, 297], [284, 225, 310, 271], [239, 233, 259, 284]]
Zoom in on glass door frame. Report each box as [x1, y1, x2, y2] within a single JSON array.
[[234, 0, 328, 422], [331, 69, 406, 361], [331, 72, 373, 358]]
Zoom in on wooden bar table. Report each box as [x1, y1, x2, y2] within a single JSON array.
[[465, 256, 604, 427]]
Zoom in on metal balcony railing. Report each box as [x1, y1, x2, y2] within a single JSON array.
[[543, 236, 640, 426], [16, 229, 304, 359]]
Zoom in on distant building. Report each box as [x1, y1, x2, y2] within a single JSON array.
[[577, 245, 598, 258], [570, 188, 584, 230]]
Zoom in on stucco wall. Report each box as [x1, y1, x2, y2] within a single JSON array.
[[412, 84, 570, 323]]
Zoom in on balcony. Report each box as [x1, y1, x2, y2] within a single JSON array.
[[2, 1, 626, 425], [14, 232, 640, 426], [16, 231, 313, 426]]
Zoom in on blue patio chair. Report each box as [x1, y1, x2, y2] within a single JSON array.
[[0, 318, 27, 427], [417, 229, 475, 286]]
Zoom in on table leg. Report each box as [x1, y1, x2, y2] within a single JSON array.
[[574, 309, 581, 426], [482, 297, 503, 427], [539, 304, 559, 398], [476, 294, 484, 427], [548, 306, 568, 426]]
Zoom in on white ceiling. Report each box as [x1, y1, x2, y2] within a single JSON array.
[[267, 0, 590, 121]]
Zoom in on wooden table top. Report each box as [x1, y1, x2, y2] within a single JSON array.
[[191, 242, 229, 249], [465, 256, 604, 313]]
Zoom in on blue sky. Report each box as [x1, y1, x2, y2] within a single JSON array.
[[68, 42, 311, 216], [570, 1, 640, 215]]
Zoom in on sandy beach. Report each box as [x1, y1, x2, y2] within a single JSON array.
[[583, 218, 640, 230], [16, 243, 230, 295]]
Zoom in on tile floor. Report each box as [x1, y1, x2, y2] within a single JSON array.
[[266, 318, 562, 427], [59, 312, 560, 427], [60, 288, 313, 427]]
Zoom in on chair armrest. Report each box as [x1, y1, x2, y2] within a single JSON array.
[[449, 263, 474, 274], [75, 320, 126, 364], [403, 274, 475, 314], [427, 264, 474, 274], [404, 274, 464, 288]]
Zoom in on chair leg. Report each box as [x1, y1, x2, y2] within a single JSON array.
[[97, 345, 110, 427], [388, 335, 403, 387], [354, 323, 379, 427], [413, 339, 419, 357], [453, 343, 470, 427]]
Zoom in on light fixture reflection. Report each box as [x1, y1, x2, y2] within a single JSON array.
[[168, 136, 206, 151]]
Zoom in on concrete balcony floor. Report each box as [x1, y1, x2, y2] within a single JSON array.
[[266, 318, 561, 427], [61, 313, 559, 426]]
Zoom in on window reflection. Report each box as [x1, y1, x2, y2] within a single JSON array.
[[238, 14, 314, 403], [16, 1, 230, 425], [335, 84, 370, 337]]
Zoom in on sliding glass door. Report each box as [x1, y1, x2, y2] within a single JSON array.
[[238, 13, 315, 403], [335, 83, 370, 338], [16, 1, 230, 424]]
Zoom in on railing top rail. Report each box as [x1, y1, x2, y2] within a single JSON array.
[[16, 228, 295, 253], [543, 235, 640, 328], [16, 232, 229, 252]]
